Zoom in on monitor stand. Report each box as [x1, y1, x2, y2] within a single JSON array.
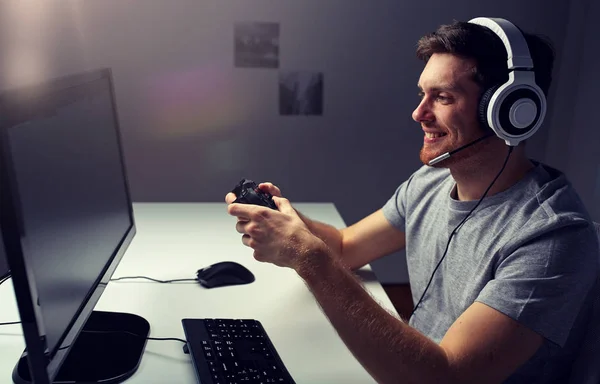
[[13, 311, 150, 384]]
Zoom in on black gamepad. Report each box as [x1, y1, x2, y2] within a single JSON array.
[[231, 179, 278, 210]]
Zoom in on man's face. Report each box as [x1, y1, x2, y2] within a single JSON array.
[[413, 53, 486, 167]]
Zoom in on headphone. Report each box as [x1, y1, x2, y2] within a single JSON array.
[[468, 17, 547, 146]]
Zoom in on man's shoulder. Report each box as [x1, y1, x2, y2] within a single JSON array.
[[528, 161, 591, 222], [498, 161, 597, 260]]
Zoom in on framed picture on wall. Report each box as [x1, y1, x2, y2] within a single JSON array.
[[279, 71, 324, 116], [234, 21, 280, 69]]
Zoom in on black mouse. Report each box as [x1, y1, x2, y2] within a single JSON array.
[[196, 261, 255, 288]]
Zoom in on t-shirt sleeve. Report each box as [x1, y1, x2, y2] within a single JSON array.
[[475, 222, 599, 347], [382, 178, 412, 232]]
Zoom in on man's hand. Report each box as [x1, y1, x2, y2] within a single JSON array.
[[225, 182, 282, 205], [227, 196, 327, 270]]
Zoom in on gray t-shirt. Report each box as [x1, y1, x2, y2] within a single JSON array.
[[382, 161, 600, 383]]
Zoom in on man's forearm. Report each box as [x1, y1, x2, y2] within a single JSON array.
[[295, 210, 343, 256], [296, 248, 453, 384]]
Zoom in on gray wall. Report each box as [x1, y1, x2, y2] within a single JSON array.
[[544, 0, 600, 223], [0, 0, 587, 283]]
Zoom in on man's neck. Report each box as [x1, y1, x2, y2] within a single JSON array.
[[449, 146, 535, 202]]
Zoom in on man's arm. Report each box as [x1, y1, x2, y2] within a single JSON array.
[[297, 209, 406, 270], [297, 247, 543, 384]]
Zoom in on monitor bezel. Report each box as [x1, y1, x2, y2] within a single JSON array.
[[0, 68, 137, 382]]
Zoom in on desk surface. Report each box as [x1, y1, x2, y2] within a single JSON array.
[[0, 203, 398, 383]]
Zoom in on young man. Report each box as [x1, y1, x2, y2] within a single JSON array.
[[226, 19, 599, 383]]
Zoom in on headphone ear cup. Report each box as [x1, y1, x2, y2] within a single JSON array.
[[478, 85, 499, 131]]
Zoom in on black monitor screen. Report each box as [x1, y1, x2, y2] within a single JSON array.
[[2, 70, 132, 357], [0, 246, 8, 279]]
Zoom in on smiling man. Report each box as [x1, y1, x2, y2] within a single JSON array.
[[226, 18, 600, 384]]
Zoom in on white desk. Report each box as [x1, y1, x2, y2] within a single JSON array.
[[0, 203, 398, 383]]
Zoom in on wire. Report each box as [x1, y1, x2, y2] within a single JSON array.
[[82, 329, 187, 344], [0, 274, 192, 340], [0, 274, 17, 325], [0, 324, 189, 345], [1, 275, 195, 324], [147, 337, 187, 343], [0, 325, 187, 352], [0, 272, 11, 286], [110, 276, 197, 284], [409, 146, 514, 320], [0, 275, 189, 343], [0, 321, 20, 326], [53, 332, 186, 351]]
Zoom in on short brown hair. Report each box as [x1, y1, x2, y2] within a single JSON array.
[[416, 20, 555, 97]]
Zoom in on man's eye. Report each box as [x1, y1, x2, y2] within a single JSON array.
[[436, 95, 451, 103], [418, 92, 425, 99]]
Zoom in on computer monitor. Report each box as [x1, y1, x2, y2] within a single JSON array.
[[0, 68, 149, 384], [0, 243, 8, 281]]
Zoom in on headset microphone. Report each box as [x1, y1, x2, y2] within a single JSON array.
[[427, 133, 495, 166]]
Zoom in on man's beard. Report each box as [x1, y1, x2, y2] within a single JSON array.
[[419, 134, 493, 168], [419, 141, 455, 167]]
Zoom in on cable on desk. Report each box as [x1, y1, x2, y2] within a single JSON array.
[[0, 271, 18, 326], [0, 274, 18, 326], [0, 274, 189, 344], [53, 330, 187, 351], [0, 272, 11, 286], [0, 324, 187, 344], [110, 276, 197, 284], [0, 325, 187, 351], [83, 330, 187, 344], [0, 321, 20, 326]]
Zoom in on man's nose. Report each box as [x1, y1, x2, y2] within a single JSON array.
[[412, 99, 433, 123]]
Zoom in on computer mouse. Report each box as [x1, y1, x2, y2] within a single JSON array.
[[196, 261, 255, 288]]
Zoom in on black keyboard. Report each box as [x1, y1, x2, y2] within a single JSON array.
[[181, 318, 296, 384]]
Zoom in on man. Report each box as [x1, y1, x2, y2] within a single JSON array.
[[226, 19, 599, 383]]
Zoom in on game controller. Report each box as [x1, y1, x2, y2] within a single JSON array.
[[231, 179, 278, 210]]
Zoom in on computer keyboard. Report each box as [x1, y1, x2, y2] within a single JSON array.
[[181, 318, 296, 384]]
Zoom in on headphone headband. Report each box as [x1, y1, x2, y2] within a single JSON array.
[[468, 17, 533, 70]]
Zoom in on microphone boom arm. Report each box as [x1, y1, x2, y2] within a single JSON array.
[[428, 133, 496, 166]]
